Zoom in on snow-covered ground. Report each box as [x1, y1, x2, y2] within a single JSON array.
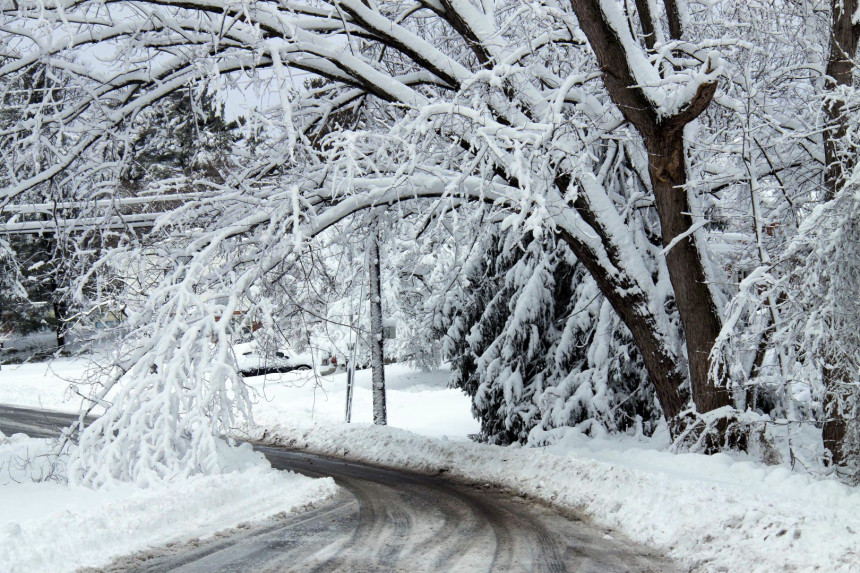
[[0, 357, 94, 414], [0, 358, 352, 573], [0, 358, 477, 573], [0, 431, 337, 573], [251, 421, 860, 572], [244, 363, 480, 439], [2, 358, 859, 571], [0, 357, 481, 437]]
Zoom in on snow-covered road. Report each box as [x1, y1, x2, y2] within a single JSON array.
[[0, 405, 673, 572], [0, 404, 88, 438], [106, 448, 675, 572], [8, 361, 858, 571]]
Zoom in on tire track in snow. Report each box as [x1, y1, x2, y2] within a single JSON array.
[[112, 449, 675, 572]]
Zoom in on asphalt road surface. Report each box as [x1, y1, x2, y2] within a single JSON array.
[[0, 405, 676, 572], [0, 403, 89, 439]]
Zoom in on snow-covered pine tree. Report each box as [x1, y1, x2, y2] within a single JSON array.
[[123, 85, 241, 190], [440, 229, 658, 445]]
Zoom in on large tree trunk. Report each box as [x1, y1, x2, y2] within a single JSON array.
[[567, 0, 733, 433], [821, 0, 860, 466], [368, 230, 387, 426], [556, 223, 689, 423], [645, 132, 733, 415]]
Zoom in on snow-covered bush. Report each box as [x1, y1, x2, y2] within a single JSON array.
[[715, 184, 860, 482]]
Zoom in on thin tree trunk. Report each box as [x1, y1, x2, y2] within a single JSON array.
[[368, 229, 387, 426], [53, 300, 66, 349], [822, 376, 849, 465], [51, 276, 67, 350], [662, 0, 684, 42], [824, 0, 860, 203], [632, 0, 657, 50]]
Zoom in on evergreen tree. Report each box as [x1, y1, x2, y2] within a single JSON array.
[[124, 86, 240, 188], [440, 229, 659, 445]]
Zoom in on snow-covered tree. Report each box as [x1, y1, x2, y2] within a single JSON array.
[[439, 228, 658, 444], [2, 0, 858, 480], [711, 0, 860, 479]]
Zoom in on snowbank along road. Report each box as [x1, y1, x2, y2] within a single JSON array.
[[0, 405, 675, 572]]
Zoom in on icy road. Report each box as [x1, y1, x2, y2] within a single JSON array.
[[0, 405, 673, 572]]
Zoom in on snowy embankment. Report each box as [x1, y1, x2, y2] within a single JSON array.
[[0, 430, 337, 573], [3, 359, 858, 571], [0, 359, 344, 573], [247, 421, 860, 572]]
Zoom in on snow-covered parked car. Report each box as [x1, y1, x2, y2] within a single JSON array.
[[232, 341, 313, 377]]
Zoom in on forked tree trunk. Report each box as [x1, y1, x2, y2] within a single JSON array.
[[368, 229, 387, 426], [568, 0, 733, 437]]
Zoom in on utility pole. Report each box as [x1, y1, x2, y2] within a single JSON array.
[[367, 229, 387, 425], [345, 339, 356, 423]]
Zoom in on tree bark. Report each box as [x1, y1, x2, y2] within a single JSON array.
[[557, 228, 689, 422], [556, 186, 689, 423], [568, 0, 733, 426], [645, 132, 733, 415], [821, 0, 860, 464], [822, 375, 849, 465], [662, 0, 684, 41], [53, 296, 66, 349], [824, 0, 860, 202], [633, 0, 657, 50], [368, 229, 387, 426]]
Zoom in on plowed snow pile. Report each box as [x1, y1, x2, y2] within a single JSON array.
[[0, 431, 337, 573], [2, 359, 858, 572]]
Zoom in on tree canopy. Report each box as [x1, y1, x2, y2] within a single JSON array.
[[1, 0, 858, 483]]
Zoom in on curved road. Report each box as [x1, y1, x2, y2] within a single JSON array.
[[0, 405, 675, 572]]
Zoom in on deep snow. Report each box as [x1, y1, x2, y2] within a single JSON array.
[[0, 358, 476, 572], [245, 363, 481, 439], [249, 421, 860, 572], [0, 358, 481, 438], [0, 358, 349, 573], [0, 430, 338, 573]]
